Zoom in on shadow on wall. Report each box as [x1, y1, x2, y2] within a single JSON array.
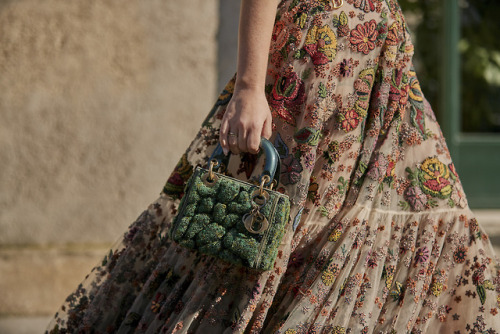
[[217, 0, 240, 92]]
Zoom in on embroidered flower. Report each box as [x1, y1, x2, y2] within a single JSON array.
[[271, 20, 290, 53], [269, 71, 306, 126], [414, 247, 430, 265], [453, 245, 468, 263], [281, 154, 303, 185], [332, 325, 346, 334], [329, 229, 342, 242], [288, 252, 304, 268], [367, 251, 378, 268], [323, 140, 340, 165], [430, 281, 444, 297], [386, 22, 400, 46], [340, 109, 360, 132], [473, 266, 486, 286], [353, 0, 376, 13], [322, 269, 336, 286], [404, 186, 427, 211], [350, 19, 378, 54], [339, 58, 354, 77], [354, 68, 376, 116], [367, 153, 388, 181], [418, 157, 453, 199], [163, 153, 194, 199], [304, 24, 338, 65]]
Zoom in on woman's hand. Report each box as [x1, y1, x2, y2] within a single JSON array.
[[219, 86, 272, 155]]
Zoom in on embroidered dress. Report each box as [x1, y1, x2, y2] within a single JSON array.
[[47, 0, 500, 333]]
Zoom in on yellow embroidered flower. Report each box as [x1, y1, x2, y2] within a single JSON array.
[[484, 280, 495, 290], [284, 329, 297, 334], [321, 269, 336, 286], [304, 24, 337, 65], [430, 282, 444, 297], [328, 229, 342, 242], [332, 326, 346, 334], [418, 157, 453, 199]]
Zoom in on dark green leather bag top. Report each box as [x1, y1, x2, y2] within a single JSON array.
[[170, 139, 291, 271]]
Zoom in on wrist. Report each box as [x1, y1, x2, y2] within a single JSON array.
[[234, 75, 266, 93]]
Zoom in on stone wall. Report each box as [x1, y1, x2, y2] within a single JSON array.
[[0, 0, 218, 316]]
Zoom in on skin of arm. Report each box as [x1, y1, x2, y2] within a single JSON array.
[[219, 0, 281, 155]]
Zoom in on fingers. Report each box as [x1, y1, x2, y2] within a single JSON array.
[[247, 126, 261, 154], [261, 114, 273, 139], [219, 96, 273, 155], [238, 125, 249, 154], [228, 128, 240, 155], [219, 118, 230, 155]]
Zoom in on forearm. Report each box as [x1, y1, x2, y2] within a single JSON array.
[[235, 0, 280, 91]]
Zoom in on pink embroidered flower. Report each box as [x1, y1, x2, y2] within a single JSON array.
[[414, 247, 430, 265], [367, 153, 388, 181], [350, 19, 378, 54], [339, 58, 354, 77], [405, 186, 427, 211]]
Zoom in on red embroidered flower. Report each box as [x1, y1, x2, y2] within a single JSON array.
[[353, 0, 376, 13], [270, 20, 289, 53], [269, 71, 306, 126], [340, 109, 360, 132], [350, 19, 378, 54], [386, 22, 400, 46]]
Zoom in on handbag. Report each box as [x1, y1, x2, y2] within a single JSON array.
[[170, 138, 291, 271]]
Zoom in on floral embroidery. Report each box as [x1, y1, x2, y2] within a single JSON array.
[[418, 157, 452, 199], [304, 24, 338, 65], [271, 21, 290, 53], [163, 153, 194, 199], [339, 109, 360, 132], [350, 0, 378, 13], [454, 245, 468, 263], [281, 154, 303, 185], [269, 70, 306, 126], [349, 19, 378, 54]]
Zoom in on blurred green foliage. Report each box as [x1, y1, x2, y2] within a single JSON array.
[[399, 0, 500, 133]]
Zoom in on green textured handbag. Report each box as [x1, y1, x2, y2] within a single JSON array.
[[170, 138, 291, 271]]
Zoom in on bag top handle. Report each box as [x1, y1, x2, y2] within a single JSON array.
[[208, 138, 280, 188]]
